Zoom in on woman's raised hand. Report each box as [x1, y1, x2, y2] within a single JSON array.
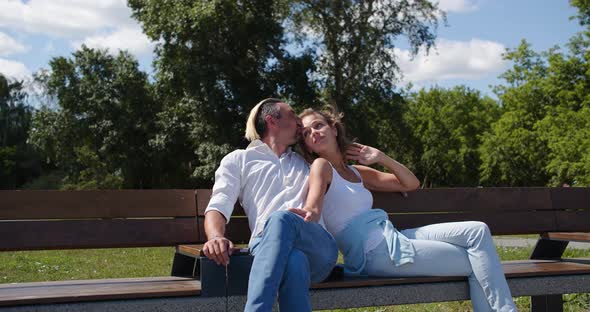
[[346, 143, 383, 165]]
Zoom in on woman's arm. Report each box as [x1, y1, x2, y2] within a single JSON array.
[[288, 158, 332, 222], [346, 143, 420, 193]]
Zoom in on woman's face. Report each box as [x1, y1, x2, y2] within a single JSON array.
[[301, 113, 338, 155]]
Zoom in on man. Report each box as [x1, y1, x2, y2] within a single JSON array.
[[202, 98, 338, 312]]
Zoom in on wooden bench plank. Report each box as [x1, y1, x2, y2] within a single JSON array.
[[542, 232, 590, 243], [0, 219, 200, 251], [198, 218, 250, 244], [501, 259, 590, 277], [0, 190, 197, 219], [176, 244, 246, 257], [0, 277, 201, 307], [196, 188, 558, 217], [312, 260, 590, 289], [555, 211, 590, 232], [374, 188, 553, 213], [197, 210, 558, 245], [551, 188, 590, 210], [196, 189, 244, 217], [391, 211, 556, 234]]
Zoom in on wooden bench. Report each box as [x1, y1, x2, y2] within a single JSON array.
[[0, 190, 206, 311], [1, 188, 589, 311], [176, 187, 590, 312]]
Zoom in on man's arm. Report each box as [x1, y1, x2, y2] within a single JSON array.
[[202, 151, 241, 266], [202, 210, 234, 266]]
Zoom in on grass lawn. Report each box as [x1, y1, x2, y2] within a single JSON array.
[[1, 245, 588, 311]]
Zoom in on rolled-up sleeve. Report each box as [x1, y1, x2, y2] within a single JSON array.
[[205, 151, 242, 223]]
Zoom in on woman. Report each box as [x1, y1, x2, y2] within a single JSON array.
[[290, 107, 517, 312]]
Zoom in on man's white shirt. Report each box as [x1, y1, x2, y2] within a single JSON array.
[[205, 140, 324, 244]]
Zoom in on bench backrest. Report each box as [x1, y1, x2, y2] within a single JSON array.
[[195, 187, 590, 243], [2, 188, 588, 250], [0, 190, 200, 251]]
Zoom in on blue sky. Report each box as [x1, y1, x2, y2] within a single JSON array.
[[0, 0, 583, 98]]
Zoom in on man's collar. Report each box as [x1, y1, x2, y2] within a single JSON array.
[[247, 139, 293, 157], [246, 139, 265, 149]]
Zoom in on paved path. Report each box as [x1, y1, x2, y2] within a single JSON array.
[[493, 237, 589, 250]]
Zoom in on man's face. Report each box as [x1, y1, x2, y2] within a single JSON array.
[[275, 102, 302, 145]]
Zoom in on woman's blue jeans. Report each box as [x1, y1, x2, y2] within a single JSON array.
[[244, 210, 338, 312], [365, 221, 517, 312]]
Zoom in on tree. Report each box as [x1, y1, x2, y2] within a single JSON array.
[[28, 46, 158, 189], [0, 74, 38, 189], [128, 0, 319, 185], [127, 0, 445, 184], [480, 1, 590, 186], [286, 0, 443, 113], [405, 86, 499, 187], [479, 41, 551, 186], [534, 1, 590, 186]]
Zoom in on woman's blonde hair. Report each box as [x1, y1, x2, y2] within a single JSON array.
[[297, 105, 354, 163], [244, 98, 283, 141]]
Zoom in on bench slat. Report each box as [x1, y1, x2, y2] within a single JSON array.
[[196, 188, 559, 217], [0, 219, 200, 251], [0, 190, 197, 220], [211, 210, 558, 243], [0, 277, 200, 307], [196, 189, 244, 217], [374, 188, 553, 213], [198, 218, 250, 244], [391, 211, 557, 234], [312, 259, 590, 289], [542, 232, 590, 243], [551, 188, 590, 210], [555, 211, 590, 232]]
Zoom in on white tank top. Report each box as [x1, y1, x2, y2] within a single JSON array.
[[322, 165, 385, 253]]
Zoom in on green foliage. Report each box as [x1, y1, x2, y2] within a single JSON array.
[[481, 20, 590, 186], [284, 0, 444, 148], [2, 1, 587, 188], [405, 86, 500, 187], [570, 0, 590, 27], [28, 47, 158, 189], [20, 171, 66, 190], [128, 0, 319, 184], [287, 0, 444, 113], [0, 146, 16, 182], [0, 74, 39, 189], [479, 110, 550, 186]]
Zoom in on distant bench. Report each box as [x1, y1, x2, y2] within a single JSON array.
[[1, 188, 589, 312]]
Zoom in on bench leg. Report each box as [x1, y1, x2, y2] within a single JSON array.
[[171, 252, 197, 277], [530, 238, 568, 259], [531, 295, 563, 312]]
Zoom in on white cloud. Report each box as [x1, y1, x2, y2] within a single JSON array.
[[0, 58, 31, 80], [0, 0, 155, 62], [0, 0, 135, 38], [437, 0, 478, 13], [74, 26, 154, 55], [0, 32, 29, 56], [43, 41, 56, 53], [394, 38, 506, 83]]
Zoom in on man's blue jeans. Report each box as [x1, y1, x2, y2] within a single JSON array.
[[244, 210, 338, 312]]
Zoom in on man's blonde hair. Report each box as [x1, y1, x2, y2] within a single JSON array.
[[244, 98, 283, 141]]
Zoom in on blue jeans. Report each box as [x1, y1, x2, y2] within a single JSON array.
[[244, 210, 338, 312], [365, 221, 517, 312]]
